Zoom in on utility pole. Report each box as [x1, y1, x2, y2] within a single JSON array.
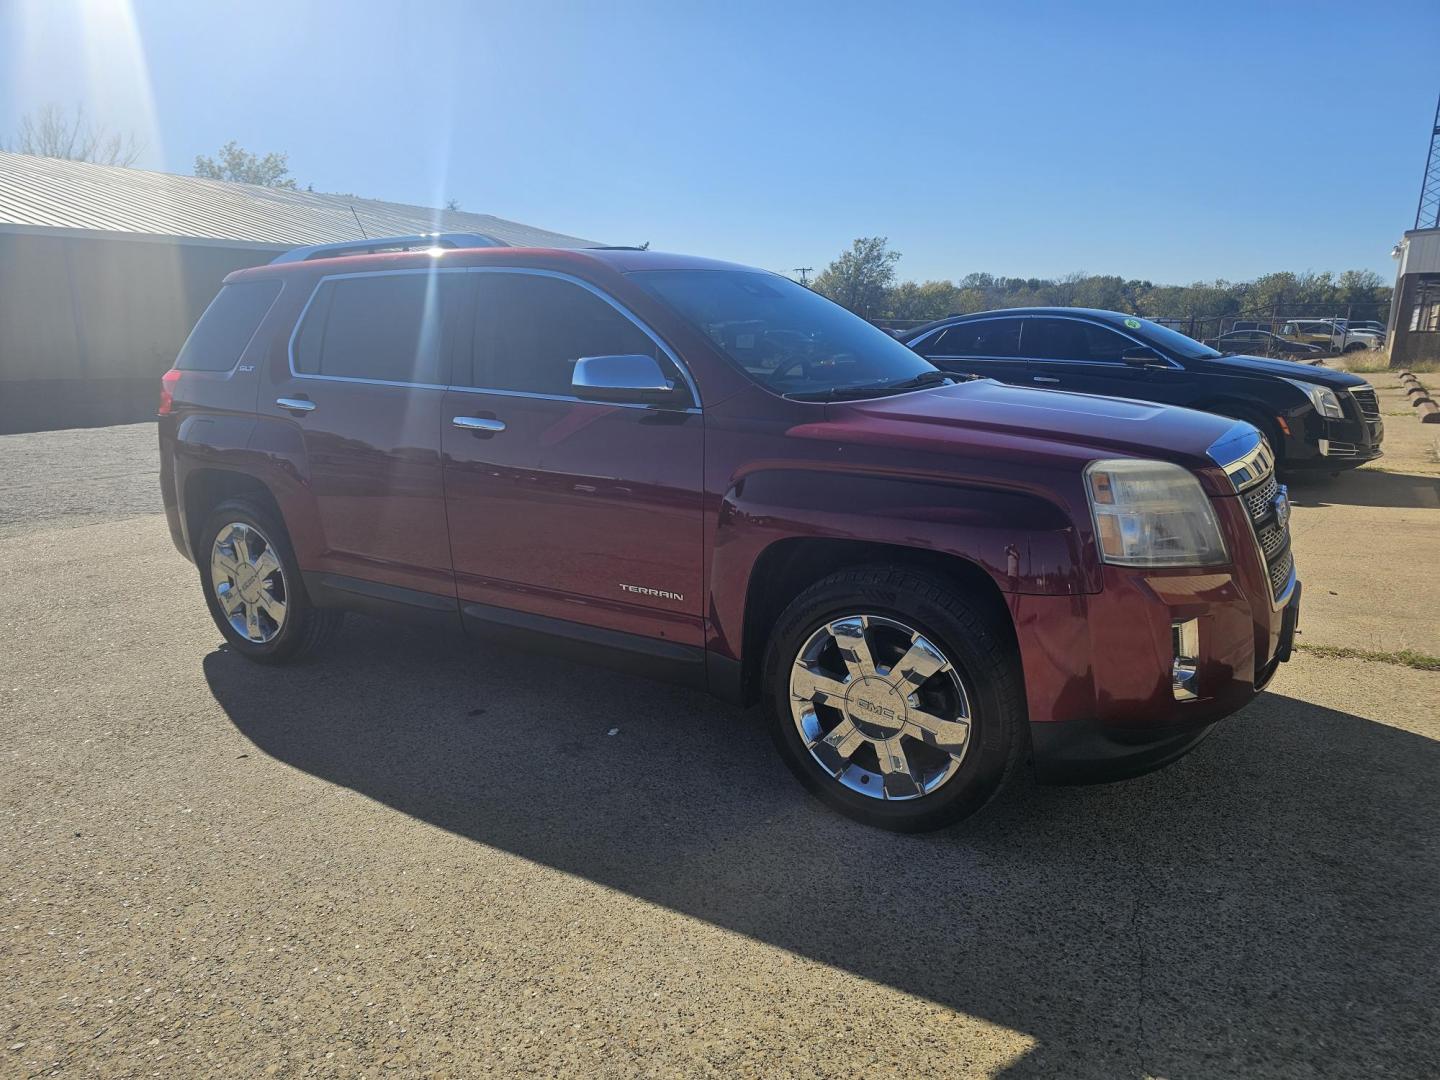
[[793, 267, 813, 286]]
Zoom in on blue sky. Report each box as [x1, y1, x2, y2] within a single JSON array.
[[3, 0, 1436, 283]]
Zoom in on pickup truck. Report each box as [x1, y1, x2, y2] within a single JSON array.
[[1280, 319, 1381, 354], [158, 240, 1300, 831]]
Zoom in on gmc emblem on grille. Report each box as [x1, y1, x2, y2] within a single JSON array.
[[1273, 487, 1291, 529]]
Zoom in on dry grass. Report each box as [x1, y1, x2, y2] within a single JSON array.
[[1295, 642, 1440, 671], [1344, 356, 1440, 375]]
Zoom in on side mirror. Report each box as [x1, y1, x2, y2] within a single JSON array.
[[572, 354, 679, 404], [1121, 346, 1164, 366]]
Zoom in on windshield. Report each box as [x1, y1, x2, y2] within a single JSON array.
[[1131, 318, 1222, 360], [631, 269, 941, 398]]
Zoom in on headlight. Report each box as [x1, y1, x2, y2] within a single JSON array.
[[1085, 459, 1228, 567], [1282, 377, 1343, 419]]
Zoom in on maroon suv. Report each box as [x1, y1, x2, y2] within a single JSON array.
[[159, 240, 1300, 831]]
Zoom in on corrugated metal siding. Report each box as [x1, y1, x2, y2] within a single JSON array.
[[0, 151, 601, 249], [1399, 228, 1440, 275]]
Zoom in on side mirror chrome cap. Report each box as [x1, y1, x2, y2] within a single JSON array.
[[572, 354, 677, 403]]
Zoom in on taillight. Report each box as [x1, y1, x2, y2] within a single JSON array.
[[158, 369, 181, 416]]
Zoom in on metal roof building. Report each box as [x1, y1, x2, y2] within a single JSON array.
[[0, 151, 600, 432]]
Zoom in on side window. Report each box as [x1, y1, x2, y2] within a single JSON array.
[[468, 273, 667, 396], [916, 318, 1022, 359], [176, 280, 282, 371], [1022, 318, 1085, 360], [292, 272, 469, 384], [1023, 319, 1133, 363]]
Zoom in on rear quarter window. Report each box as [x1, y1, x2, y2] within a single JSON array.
[[175, 280, 283, 371]]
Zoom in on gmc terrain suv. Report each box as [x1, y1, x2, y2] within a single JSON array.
[[160, 237, 1300, 831]]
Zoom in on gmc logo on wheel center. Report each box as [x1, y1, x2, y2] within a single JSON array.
[[852, 696, 898, 722]]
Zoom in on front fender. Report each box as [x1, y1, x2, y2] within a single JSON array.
[[707, 466, 1090, 662]]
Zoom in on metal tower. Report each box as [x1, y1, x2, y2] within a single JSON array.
[[1417, 90, 1440, 230]]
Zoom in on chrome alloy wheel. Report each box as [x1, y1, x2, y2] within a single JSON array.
[[210, 522, 287, 644], [790, 615, 972, 800]]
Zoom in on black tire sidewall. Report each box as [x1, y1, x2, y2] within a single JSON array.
[[763, 570, 1024, 832], [197, 499, 316, 663]]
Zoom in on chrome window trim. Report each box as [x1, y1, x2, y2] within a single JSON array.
[[911, 313, 1185, 370], [284, 265, 703, 410]]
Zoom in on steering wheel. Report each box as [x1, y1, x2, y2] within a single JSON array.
[[765, 355, 812, 383], [758, 330, 818, 384]]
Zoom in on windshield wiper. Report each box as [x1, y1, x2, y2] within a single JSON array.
[[784, 370, 958, 402], [880, 370, 960, 391]]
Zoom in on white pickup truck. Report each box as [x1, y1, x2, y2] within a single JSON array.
[[1280, 319, 1382, 354]]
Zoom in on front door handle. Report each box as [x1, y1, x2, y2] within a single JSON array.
[[1032, 376, 1061, 385], [276, 397, 316, 413], [453, 415, 506, 434]]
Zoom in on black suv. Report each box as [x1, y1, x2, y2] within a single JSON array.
[[902, 308, 1383, 473]]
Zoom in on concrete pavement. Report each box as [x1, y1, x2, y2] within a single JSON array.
[[2, 424, 1437, 1078]]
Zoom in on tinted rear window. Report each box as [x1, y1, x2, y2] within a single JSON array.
[[175, 280, 282, 371], [293, 272, 469, 384], [917, 318, 1023, 359]]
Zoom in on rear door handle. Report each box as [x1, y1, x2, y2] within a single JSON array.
[[1032, 376, 1061, 384], [453, 416, 506, 434], [276, 397, 316, 413]]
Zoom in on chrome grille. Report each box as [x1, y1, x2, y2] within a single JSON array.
[[1244, 473, 1278, 522], [1256, 519, 1288, 560], [1268, 546, 1295, 598], [1222, 442, 1294, 606], [1349, 386, 1379, 420]]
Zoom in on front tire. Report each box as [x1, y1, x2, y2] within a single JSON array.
[[763, 567, 1026, 832], [197, 498, 342, 664]]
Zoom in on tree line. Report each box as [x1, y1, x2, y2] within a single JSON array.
[[812, 237, 1392, 323]]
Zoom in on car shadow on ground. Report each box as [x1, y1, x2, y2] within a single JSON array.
[[204, 619, 1440, 1079], [1286, 466, 1440, 510]]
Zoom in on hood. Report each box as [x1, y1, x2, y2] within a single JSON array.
[[1196, 352, 1370, 387], [830, 378, 1245, 473]]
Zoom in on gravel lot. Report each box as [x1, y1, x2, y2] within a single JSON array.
[[2, 414, 1438, 1078]]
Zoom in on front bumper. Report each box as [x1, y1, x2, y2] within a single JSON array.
[[1288, 408, 1384, 471], [1028, 582, 1300, 784], [1013, 489, 1299, 784]]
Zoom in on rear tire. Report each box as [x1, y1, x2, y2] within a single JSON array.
[[763, 566, 1026, 832], [197, 498, 342, 664]]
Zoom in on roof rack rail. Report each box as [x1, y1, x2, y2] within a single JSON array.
[[269, 232, 510, 264]]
